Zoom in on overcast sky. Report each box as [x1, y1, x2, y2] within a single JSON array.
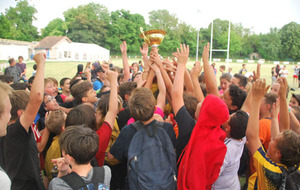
[[1, 0, 300, 34]]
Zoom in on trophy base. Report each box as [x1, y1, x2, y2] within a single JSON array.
[[151, 45, 159, 48]]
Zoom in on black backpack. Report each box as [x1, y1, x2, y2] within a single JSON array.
[[127, 121, 177, 190], [279, 165, 300, 190], [60, 167, 107, 190]]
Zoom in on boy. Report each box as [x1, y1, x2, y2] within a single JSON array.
[[48, 125, 111, 189], [44, 110, 66, 181], [16, 56, 27, 82], [0, 52, 46, 189], [0, 82, 12, 189], [59, 78, 72, 103], [4, 58, 21, 84]]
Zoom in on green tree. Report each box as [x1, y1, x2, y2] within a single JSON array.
[[63, 3, 110, 47], [41, 18, 67, 38], [257, 28, 281, 60], [106, 10, 146, 54], [0, 13, 12, 39], [5, 0, 38, 41], [280, 22, 300, 61]]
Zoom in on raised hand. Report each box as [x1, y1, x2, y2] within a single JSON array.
[[162, 59, 177, 73], [140, 43, 149, 56], [52, 157, 71, 176], [271, 98, 280, 119], [277, 77, 288, 98], [33, 52, 46, 65], [190, 61, 202, 77], [252, 79, 270, 100], [253, 63, 261, 81], [120, 41, 127, 54], [105, 70, 118, 83], [172, 44, 189, 66], [202, 43, 210, 64]]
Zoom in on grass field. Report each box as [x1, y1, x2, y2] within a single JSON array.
[[22, 58, 300, 91]]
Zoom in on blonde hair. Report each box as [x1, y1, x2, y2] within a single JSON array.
[[0, 82, 12, 116]]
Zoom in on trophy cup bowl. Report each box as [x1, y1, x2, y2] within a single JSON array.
[[140, 27, 167, 47]]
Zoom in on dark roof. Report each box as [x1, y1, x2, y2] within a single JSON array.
[[34, 36, 72, 49]]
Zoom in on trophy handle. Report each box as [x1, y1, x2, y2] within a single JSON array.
[[140, 27, 150, 44]]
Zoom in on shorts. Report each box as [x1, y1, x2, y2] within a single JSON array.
[[294, 75, 298, 78]]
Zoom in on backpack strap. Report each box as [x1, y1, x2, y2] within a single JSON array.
[[60, 167, 105, 190], [91, 167, 105, 184], [60, 172, 88, 190], [132, 120, 164, 137]]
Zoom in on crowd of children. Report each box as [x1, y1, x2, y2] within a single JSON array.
[[0, 41, 300, 190]]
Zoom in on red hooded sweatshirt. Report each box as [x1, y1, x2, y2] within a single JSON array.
[[177, 94, 229, 190]]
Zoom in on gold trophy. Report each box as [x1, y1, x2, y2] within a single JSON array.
[[140, 27, 167, 47]]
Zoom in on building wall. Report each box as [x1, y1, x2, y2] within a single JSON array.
[[0, 45, 29, 60]]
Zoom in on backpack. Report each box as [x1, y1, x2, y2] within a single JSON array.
[[127, 121, 177, 190], [60, 167, 108, 190], [279, 165, 300, 190], [104, 119, 120, 165], [4, 66, 20, 83]]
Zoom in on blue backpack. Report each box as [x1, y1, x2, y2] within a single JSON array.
[[128, 121, 177, 190]]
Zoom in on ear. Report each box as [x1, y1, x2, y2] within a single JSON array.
[[82, 96, 88, 103], [17, 109, 24, 117], [230, 105, 238, 111], [275, 150, 282, 159], [124, 94, 130, 102]]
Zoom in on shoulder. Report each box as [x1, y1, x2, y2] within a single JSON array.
[[49, 177, 72, 190]]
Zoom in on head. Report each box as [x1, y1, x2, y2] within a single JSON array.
[[45, 110, 66, 135], [211, 63, 216, 68], [96, 94, 123, 126], [0, 75, 14, 84], [219, 65, 226, 73], [270, 82, 280, 95], [33, 64, 37, 71], [133, 72, 142, 82], [231, 74, 248, 89], [96, 66, 105, 80], [8, 58, 15, 66], [9, 90, 30, 122], [131, 62, 139, 74], [65, 104, 97, 131], [267, 130, 300, 167], [48, 77, 59, 97], [119, 81, 137, 102], [129, 87, 155, 122], [228, 67, 232, 73], [290, 94, 300, 108], [28, 76, 34, 90], [222, 110, 249, 139], [0, 82, 12, 136], [71, 81, 97, 104], [183, 93, 198, 119], [44, 94, 59, 111], [101, 61, 109, 72], [220, 73, 232, 91], [10, 83, 29, 91], [117, 73, 124, 85], [18, 56, 23, 63], [221, 84, 247, 113], [198, 73, 205, 84], [44, 78, 56, 96], [60, 77, 71, 94], [292, 106, 300, 122], [242, 64, 246, 69], [260, 93, 278, 117], [60, 125, 99, 165]]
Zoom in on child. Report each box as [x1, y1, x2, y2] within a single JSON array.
[[0, 52, 46, 189], [59, 77, 72, 103], [44, 110, 66, 181], [48, 125, 111, 189]]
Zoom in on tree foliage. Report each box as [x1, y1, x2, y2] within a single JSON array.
[[1, 2, 300, 61]]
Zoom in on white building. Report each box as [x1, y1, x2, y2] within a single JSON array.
[[0, 38, 35, 60], [34, 36, 110, 61]]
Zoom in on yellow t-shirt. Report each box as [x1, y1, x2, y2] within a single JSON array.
[[44, 136, 61, 181], [248, 146, 285, 190]]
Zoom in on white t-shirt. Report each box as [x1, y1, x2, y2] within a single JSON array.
[[212, 137, 246, 190], [0, 167, 11, 190], [279, 69, 289, 78]]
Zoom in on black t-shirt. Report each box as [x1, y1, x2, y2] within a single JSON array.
[[0, 119, 45, 190], [116, 107, 131, 131], [175, 106, 196, 160], [110, 120, 177, 163]]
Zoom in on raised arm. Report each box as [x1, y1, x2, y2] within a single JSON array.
[[20, 53, 45, 132], [171, 44, 189, 116], [140, 43, 150, 80], [202, 43, 219, 96], [246, 79, 270, 155], [278, 77, 290, 131], [149, 57, 166, 111], [120, 41, 130, 82], [184, 69, 194, 95], [270, 99, 280, 138], [103, 70, 119, 129], [190, 61, 204, 102], [289, 111, 300, 134]]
